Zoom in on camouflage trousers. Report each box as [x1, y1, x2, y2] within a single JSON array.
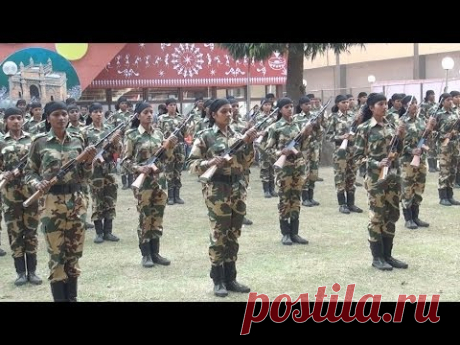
[[276, 160, 306, 220], [204, 181, 246, 266], [81, 183, 90, 223], [165, 149, 185, 188], [133, 181, 167, 244], [437, 140, 459, 189], [302, 147, 319, 190], [258, 147, 275, 183], [400, 160, 426, 209], [3, 183, 39, 258], [40, 191, 87, 282], [427, 134, 437, 159], [89, 174, 117, 221], [365, 174, 401, 242], [333, 147, 357, 193]]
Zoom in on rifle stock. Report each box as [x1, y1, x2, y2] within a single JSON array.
[[199, 154, 233, 183], [339, 138, 349, 150]]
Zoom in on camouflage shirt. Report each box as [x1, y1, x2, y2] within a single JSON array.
[[24, 129, 92, 189], [229, 117, 247, 135], [266, 118, 308, 166], [81, 123, 118, 177], [66, 122, 86, 135], [326, 111, 354, 146], [435, 108, 459, 142], [353, 117, 404, 179], [121, 125, 173, 189], [293, 111, 323, 150], [158, 113, 187, 142], [194, 117, 210, 139], [187, 124, 254, 178], [23, 118, 42, 133], [110, 110, 132, 128], [399, 114, 427, 163], [420, 101, 437, 120], [0, 131, 32, 183], [386, 107, 400, 126]]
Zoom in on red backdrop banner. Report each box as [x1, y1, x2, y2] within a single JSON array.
[[90, 43, 287, 88]]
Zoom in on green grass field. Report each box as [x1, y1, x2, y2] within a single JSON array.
[[0, 166, 457, 302]]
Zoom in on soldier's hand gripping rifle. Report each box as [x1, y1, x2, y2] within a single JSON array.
[[273, 98, 331, 169], [0, 155, 28, 189], [410, 106, 439, 167], [23, 137, 112, 208], [441, 116, 460, 147], [130, 112, 194, 190], [378, 123, 405, 181], [93, 113, 137, 164], [339, 112, 364, 151], [198, 113, 273, 184]]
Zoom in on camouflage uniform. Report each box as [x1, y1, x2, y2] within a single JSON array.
[[420, 101, 438, 172], [399, 114, 430, 228], [255, 112, 277, 197], [187, 123, 254, 294], [266, 118, 309, 245], [82, 123, 120, 242], [353, 117, 406, 269], [121, 124, 173, 267], [25, 120, 47, 136], [435, 107, 460, 204], [111, 110, 134, 189], [23, 118, 42, 133], [386, 107, 400, 126], [158, 113, 187, 204], [0, 131, 41, 284], [24, 129, 92, 301]]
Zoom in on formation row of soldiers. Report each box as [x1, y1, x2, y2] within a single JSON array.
[[0, 86, 457, 300]]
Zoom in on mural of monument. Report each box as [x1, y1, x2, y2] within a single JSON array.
[[0, 47, 81, 107]]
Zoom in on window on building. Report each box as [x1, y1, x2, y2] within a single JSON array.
[[80, 88, 110, 102], [250, 85, 265, 99], [227, 87, 246, 98], [182, 88, 210, 100], [147, 88, 179, 102]]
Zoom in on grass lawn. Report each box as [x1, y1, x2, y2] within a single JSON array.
[[0, 166, 457, 302]]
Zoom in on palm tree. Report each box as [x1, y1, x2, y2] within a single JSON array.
[[218, 43, 366, 106]]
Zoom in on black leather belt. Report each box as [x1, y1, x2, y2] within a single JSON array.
[[211, 174, 242, 184], [49, 184, 81, 195]]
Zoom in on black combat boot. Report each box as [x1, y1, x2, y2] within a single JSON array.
[[280, 219, 292, 245], [263, 182, 271, 198], [428, 158, 436, 173], [290, 218, 308, 244], [455, 172, 460, 188], [0, 247, 6, 257], [338, 191, 350, 214], [402, 208, 418, 229], [224, 261, 250, 293], [309, 189, 320, 206], [103, 218, 120, 242], [127, 174, 134, 188], [382, 237, 408, 269], [14, 256, 28, 286], [438, 189, 451, 206], [369, 241, 393, 271], [85, 221, 94, 230], [50, 281, 68, 302], [210, 265, 228, 297], [26, 253, 42, 285], [447, 187, 460, 205], [411, 204, 429, 227], [242, 217, 253, 225], [139, 242, 154, 268], [346, 191, 363, 213], [93, 219, 104, 243], [150, 238, 170, 265], [174, 187, 185, 204], [302, 190, 313, 207], [269, 180, 278, 197], [121, 175, 129, 190], [67, 276, 78, 302], [167, 188, 175, 205]]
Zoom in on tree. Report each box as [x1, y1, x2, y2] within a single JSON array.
[[218, 43, 366, 106]]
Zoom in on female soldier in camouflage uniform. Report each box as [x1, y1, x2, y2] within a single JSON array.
[[24, 101, 97, 301], [266, 98, 311, 246], [327, 95, 363, 214], [353, 93, 408, 271], [187, 98, 257, 297], [121, 102, 177, 268], [82, 103, 121, 243], [398, 96, 432, 229], [0, 107, 42, 286]]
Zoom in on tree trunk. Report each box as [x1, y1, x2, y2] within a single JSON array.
[[285, 44, 304, 106]]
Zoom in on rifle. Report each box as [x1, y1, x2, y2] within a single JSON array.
[[131, 112, 194, 190], [410, 106, 440, 167], [441, 116, 460, 147], [273, 98, 332, 169], [198, 108, 279, 184], [93, 113, 137, 163], [339, 113, 363, 150], [252, 108, 280, 144], [378, 134, 401, 182], [23, 134, 115, 208], [0, 155, 28, 189]]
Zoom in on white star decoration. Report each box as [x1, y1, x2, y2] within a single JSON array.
[[159, 70, 165, 77], [210, 69, 216, 76], [139, 43, 145, 48]]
